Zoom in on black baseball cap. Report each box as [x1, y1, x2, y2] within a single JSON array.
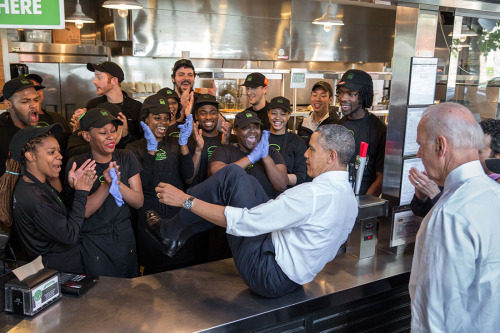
[[195, 94, 219, 109], [234, 110, 262, 128], [172, 59, 195, 74], [312, 81, 333, 97], [157, 87, 180, 101], [141, 94, 171, 116], [1, 77, 44, 102], [9, 124, 62, 162], [80, 108, 123, 131], [97, 102, 122, 117], [486, 158, 500, 173], [268, 96, 291, 113], [87, 61, 125, 83], [337, 69, 373, 91], [240, 73, 268, 88], [24, 73, 43, 85]]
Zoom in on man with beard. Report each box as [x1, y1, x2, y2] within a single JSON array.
[[0, 77, 44, 175], [171, 59, 198, 124], [297, 81, 339, 145], [241, 72, 271, 129], [209, 110, 288, 199], [187, 94, 232, 187], [337, 70, 386, 196], [85, 61, 142, 140]]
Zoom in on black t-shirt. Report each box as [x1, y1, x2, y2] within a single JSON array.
[[187, 132, 224, 186], [12, 176, 88, 273], [65, 149, 142, 277], [244, 101, 270, 130], [340, 111, 386, 195], [269, 131, 308, 186], [210, 143, 285, 199]]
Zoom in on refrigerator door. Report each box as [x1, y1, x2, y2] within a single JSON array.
[[60, 63, 97, 120], [26, 63, 61, 113]]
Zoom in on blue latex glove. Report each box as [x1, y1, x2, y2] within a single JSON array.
[[259, 130, 270, 159], [178, 114, 193, 146], [109, 168, 124, 207], [247, 130, 270, 164], [140, 121, 158, 151]]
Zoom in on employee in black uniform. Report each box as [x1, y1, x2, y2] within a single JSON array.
[[267, 96, 308, 187], [171, 59, 199, 124], [209, 110, 287, 199], [241, 73, 271, 129], [0, 124, 96, 272], [85, 61, 142, 140], [125, 93, 198, 274], [157, 87, 183, 139], [297, 81, 339, 145], [66, 108, 143, 278], [0, 77, 44, 175], [337, 70, 386, 196], [187, 94, 232, 187]]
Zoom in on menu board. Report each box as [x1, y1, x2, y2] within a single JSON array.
[[408, 57, 438, 106], [400, 158, 425, 206], [403, 107, 426, 156]]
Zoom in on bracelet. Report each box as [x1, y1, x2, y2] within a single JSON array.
[[5, 170, 20, 175]]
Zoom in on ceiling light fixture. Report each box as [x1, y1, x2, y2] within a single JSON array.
[[102, 0, 143, 10], [312, 0, 344, 32], [65, 0, 95, 30]]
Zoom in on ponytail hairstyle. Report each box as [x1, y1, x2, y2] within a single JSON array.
[[0, 134, 49, 227]]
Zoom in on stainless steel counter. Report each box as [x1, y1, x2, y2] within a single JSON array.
[[0, 251, 413, 332]]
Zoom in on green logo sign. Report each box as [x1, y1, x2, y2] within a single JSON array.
[[166, 90, 172, 95], [277, 99, 283, 103], [0, 0, 65, 29], [34, 290, 42, 302], [159, 99, 166, 105], [100, 110, 110, 116], [347, 73, 354, 80], [246, 113, 253, 118], [247, 76, 252, 81]]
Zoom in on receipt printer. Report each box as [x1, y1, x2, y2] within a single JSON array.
[[4, 268, 61, 316]]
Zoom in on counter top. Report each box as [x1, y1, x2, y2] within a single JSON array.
[[0, 251, 412, 332]]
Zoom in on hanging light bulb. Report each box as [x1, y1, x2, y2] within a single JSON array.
[[65, 0, 95, 30], [312, 0, 344, 32], [102, 0, 143, 10], [117, 9, 129, 18]]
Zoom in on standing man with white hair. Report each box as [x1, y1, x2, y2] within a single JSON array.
[[409, 102, 500, 332]]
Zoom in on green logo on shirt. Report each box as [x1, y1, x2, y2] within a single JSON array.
[[156, 149, 167, 161], [270, 143, 280, 152], [207, 145, 217, 160]]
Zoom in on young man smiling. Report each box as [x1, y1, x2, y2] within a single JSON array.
[[337, 70, 386, 196], [241, 73, 271, 129]]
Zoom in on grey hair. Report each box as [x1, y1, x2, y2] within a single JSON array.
[[421, 102, 484, 150], [315, 124, 355, 166]]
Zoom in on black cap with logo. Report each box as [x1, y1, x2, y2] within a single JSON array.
[[141, 94, 171, 116], [268, 96, 291, 113], [337, 69, 373, 91], [87, 61, 125, 83], [97, 102, 122, 117], [240, 73, 268, 88], [9, 124, 62, 162], [157, 87, 181, 101], [195, 94, 219, 109], [172, 59, 195, 74], [312, 81, 333, 97], [79, 108, 124, 131], [24, 73, 43, 85], [1, 77, 44, 102], [234, 110, 263, 128]]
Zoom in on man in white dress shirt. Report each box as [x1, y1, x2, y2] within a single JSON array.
[[409, 102, 500, 332], [147, 124, 358, 298]]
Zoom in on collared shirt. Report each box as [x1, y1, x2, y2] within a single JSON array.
[[301, 112, 331, 132], [224, 171, 358, 285], [409, 160, 500, 332]]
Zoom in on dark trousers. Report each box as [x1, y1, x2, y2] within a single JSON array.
[[168, 164, 300, 298]]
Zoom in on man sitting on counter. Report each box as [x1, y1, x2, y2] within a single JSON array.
[[147, 124, 358, 298]]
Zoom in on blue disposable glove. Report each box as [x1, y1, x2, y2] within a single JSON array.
[[109, 168, 124, 207], [247, 130, 270, 164], [140, 121, 158, 151], [178, 114, 193, 146]]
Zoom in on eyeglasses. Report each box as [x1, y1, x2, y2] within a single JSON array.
[[336, 90, 359, 98]]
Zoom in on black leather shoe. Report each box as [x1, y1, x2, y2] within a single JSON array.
[[145, 210, 184, 258]]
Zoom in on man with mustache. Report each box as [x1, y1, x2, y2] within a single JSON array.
[[171, 59, 199, 124], [0, 77, 44, 175], [209, 110, 288, 199]]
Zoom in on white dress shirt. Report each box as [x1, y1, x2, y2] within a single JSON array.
[[224, 171, 358, 285], [409, 161, 500, 332]]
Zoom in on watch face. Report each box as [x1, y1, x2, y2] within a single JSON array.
[[183, 197, 194, 210]]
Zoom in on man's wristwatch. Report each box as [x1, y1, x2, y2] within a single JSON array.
[[183, 196, 195, 210]]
